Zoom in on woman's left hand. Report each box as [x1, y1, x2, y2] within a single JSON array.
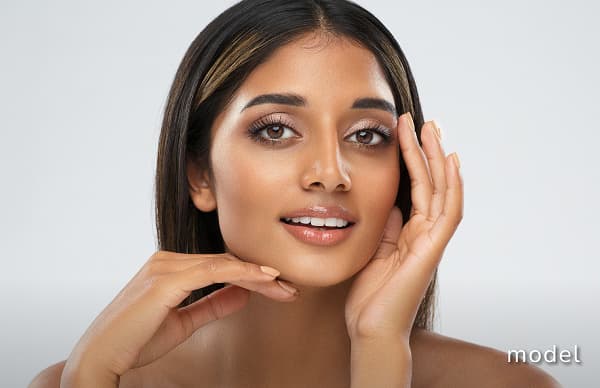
[[345, 112, 463, 342]]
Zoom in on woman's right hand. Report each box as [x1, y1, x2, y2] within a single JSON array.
[[62, 250, 298, 383]]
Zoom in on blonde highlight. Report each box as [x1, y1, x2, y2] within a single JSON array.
[[194, 32, 263, 107], [158, 0, 433, 330]]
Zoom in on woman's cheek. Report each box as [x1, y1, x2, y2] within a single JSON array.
[[211, 152, 293, 263], [357, 161, 400, 253]]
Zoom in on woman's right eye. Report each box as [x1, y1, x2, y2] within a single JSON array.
[[248, 121, 298, 145]]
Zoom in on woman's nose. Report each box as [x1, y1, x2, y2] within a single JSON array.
[[300, 135, 352, 193]]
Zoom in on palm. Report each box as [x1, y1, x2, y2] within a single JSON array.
[[345, 209, 437, 338]]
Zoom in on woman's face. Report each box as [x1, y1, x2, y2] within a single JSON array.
[[206, 33, 400, 287]]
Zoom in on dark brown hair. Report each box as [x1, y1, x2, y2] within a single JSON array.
[[155, 0, 436, 330]]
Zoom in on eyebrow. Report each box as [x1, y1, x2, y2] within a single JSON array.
[[241, 93, 397, 116], [351, 97, 397, 116]]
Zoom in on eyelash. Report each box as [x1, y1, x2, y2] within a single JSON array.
[[246, 115, 393, 149]]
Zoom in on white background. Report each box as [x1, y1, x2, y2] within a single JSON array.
[[1, 1, 598, 386]]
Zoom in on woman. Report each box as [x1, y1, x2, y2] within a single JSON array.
[[31, 0, 560, 387]]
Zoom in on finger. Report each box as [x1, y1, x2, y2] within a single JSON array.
[[146, 252, 238, 274], [147, 257, 282, 309], [374, 207, 404, 260], [423, 121, 448, 221], [166, 281, 298, 359], [398, 153, 462, 289], [392, 153, 461, 305], [165, 254, 298, 300], [168, 281, 295, 352], [229, 278, 299, 300], [430, 152, 463, 244], [398, 112, 433, 217], [382, 206, 404, 243], [177, 285, 251, 332], [150, 250, 222, 261], [135, 284, 252, 367]]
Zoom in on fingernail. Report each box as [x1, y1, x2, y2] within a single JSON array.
[[430, 120, 442, 140], [277, 280, 299, 295], [405, 111, 415, 132], [260, 266, 280, 277], [452, 153, 461, 169]]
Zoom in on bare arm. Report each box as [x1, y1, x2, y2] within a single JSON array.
[[28, 361, 65, 388]]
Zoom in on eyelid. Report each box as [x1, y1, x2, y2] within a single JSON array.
[[247, 114, 393, 148], [345, 128, 391, 148], [347, 118, 393, 133], [246, 113, 300, 146], [248, 113, 296, 132], [345, 120, 393, 142]]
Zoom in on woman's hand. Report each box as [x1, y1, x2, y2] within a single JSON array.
[[63, 251, 298, 382], [345, 112, 463, 342]]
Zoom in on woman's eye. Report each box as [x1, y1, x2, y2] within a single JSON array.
[[248, 123, 295, 145], [258, 125, 294, 140], [347, 129, 386, 146]]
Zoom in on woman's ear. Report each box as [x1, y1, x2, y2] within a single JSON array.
[[186, 157, 217, 212]]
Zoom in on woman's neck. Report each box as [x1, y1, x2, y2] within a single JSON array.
[[215, 276, 355, 387]]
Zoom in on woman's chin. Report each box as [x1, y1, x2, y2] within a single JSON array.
[[223, 245, 370, 288], [277, 264, 363, 289]]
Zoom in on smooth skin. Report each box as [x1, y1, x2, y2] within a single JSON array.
[[31, 117, 559, 387], [345, 112, 461, 341], [58, 253, 299, 386], [29, 33, 561, 388], [346, 113, 460, 386]]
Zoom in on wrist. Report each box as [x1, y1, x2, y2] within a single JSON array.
[[61, 356, 120, 388], [350, 337, 412, 388], [349, 326, 411, 345]]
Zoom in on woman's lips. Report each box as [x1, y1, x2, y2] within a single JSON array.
[[280, 220, 355, 246], [280, 205, 357, 223]]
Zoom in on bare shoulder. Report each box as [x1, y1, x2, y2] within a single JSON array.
[[28, 360, 66, 388], [410, 329, 563, 388]]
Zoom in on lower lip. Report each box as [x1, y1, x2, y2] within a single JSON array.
[[280, 222, 354, 246]]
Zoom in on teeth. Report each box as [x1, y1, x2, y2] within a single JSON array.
[[308, 218, 323, 227], [283, 217, 349, 228], [325, 218, 337, 227]]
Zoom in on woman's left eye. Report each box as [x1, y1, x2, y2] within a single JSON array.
[[346, 129, 389, 147]]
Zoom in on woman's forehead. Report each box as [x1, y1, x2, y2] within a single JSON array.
[[228, 33, 395, 112]]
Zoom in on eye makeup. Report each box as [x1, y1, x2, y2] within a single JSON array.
[[246, 114, 393, 149]]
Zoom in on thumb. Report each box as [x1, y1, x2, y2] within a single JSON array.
[[178, 285, 250, 332], [382, 206, 404, 243], [373, 207, 404, 260]]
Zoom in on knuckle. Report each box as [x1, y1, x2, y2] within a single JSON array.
[[243, 262, 255, 274], [236, 263, 256, 282], [208, 260, 219, 273], [196, 259, 226, 282], [142, 274, 166, 294], [204, 293, 222, 321]]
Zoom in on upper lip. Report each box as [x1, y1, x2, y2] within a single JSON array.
[[280, 205, 358, 223]]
